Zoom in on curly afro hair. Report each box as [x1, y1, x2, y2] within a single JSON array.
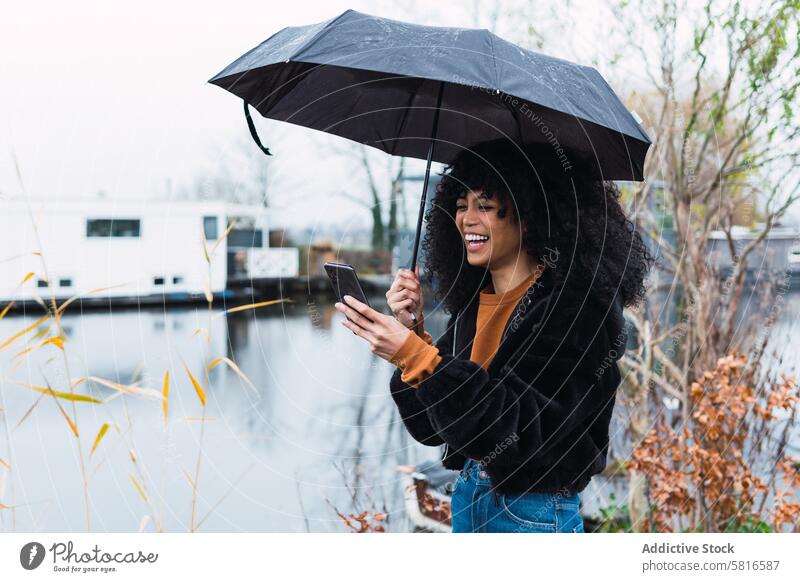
[[420, 139, 653, 315]]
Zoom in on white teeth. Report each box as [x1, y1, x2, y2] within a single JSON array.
[[465, 234, 489, 242]]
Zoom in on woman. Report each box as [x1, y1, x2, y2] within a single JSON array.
[[334, 140, 652, 533]]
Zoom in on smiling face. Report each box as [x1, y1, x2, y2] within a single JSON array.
[[455, 189, 524, 270]]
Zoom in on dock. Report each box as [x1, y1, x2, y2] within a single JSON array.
[[2, 274, 395, 314]]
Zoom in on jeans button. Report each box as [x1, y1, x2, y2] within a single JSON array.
[[479, 470, 488, 479]]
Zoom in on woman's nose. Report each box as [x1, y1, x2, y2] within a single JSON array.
[[463, 205, 480, 225]]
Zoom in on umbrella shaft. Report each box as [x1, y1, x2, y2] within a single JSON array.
[[410, 82, 445, 276]]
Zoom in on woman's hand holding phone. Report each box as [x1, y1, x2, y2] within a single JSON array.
[[335, 295, 411, 361], [386, 265, 424, 330]]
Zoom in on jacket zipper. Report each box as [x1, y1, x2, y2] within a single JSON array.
[[440, 288, 526, 466], [452, 311, 459, 358], [440, 281, 537, 480], [441, 309, 459, 464]]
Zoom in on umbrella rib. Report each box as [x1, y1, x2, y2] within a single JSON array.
[[287, 9, 354, 62], [503, 95, 525, 145], [488, 33, 500, 92], [390, 78, 426, 156]]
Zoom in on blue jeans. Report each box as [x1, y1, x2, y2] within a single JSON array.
[[451, 458, 585, 533]]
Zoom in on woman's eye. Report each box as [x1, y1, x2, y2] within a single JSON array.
[[455, 206, 467, 211], [479, 206, 494, 211]]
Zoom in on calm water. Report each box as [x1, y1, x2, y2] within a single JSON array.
[[0, 294, 448, 532], [1, 288, 799, 532]]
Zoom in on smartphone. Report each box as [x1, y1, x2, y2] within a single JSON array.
[[324, 262, 374, 324]]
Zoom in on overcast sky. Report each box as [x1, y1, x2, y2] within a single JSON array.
[[3, 0, 788, 230], [0, 1, 381, 228]]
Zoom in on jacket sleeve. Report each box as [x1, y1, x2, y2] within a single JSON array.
[[413, 303, 618, 467], [388, 314, 456, 447]]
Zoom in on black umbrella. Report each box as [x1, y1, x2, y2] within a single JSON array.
[[209, 8, 651, 279]]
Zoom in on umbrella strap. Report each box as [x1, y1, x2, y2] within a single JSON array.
[[243, 100, 272, 156]]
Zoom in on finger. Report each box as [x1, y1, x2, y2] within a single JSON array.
[[396, 275, 420, 292], [341, 319, 358, 335], [336, 300, 375, 331], [397, 289, 419, 303], [343, 295, 382, 325], [390, 303, 415, 321], [390, 280, 414, 296], [388, 293, 412, 308], [388, 287, 410, 301], [396, 298, 414, 311], [388, 298, 409, 313], [340, 296, 382, 330], [400, 282, 420, 295], [341, 318, 376, 343]]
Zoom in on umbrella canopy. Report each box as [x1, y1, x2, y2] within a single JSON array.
[[209, 8, 651, 181]]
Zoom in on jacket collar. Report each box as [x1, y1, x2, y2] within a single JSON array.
[[452, 267, 626, 374], [453, 266, 556, 369]]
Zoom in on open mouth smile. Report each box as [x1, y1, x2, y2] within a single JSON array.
[[465, 233, 489, 251]]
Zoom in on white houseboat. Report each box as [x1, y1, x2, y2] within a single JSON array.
[[1, 197, 299, 305]]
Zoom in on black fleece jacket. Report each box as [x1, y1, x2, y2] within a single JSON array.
[[389, 267, 627, 496]]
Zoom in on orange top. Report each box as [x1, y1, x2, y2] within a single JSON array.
[[389, 270, 539, 388]]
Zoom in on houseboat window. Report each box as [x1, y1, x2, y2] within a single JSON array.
[[86, 219, 141, 238], [203, 216, 218, 239], [228, 228, 263, 248], [153, 277, 165, 286], [37, 279, 48, 288], [59, 278, 72, 288], [172, 276, 183, 285]]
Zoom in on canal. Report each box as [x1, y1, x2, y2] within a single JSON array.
[[1, 286, 799, 532]]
